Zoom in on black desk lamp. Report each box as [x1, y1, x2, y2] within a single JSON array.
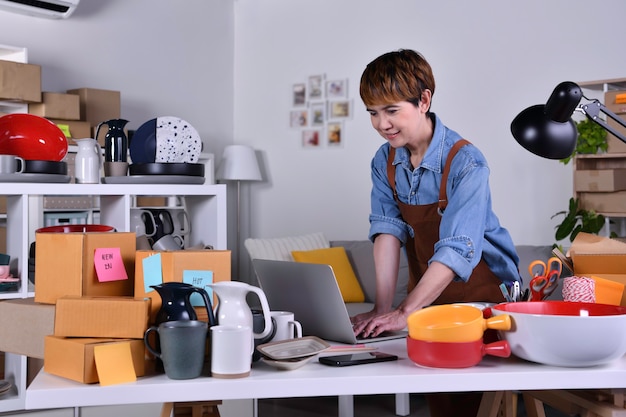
[[511, 81, 626, 159]]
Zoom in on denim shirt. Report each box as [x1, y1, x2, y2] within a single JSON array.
[[368, 113, 520, 284]]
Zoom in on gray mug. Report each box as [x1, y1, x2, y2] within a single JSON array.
[[0, 155, 25, 174], [152, 233, 184, 251], [144, 320, 208, 380]]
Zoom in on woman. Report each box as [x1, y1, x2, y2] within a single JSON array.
[[351, 49, 521, 417]]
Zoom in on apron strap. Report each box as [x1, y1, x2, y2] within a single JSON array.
[[438, 139, 471, 213], [386, 147, 398, 199], [386, 139, 472, 210]]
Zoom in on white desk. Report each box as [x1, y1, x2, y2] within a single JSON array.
[[25, 338, 626, 410]]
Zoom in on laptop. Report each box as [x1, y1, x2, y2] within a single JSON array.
[[252, 258, 407, 344]]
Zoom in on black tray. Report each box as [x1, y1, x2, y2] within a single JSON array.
[[129, 163, 204, 177], [23, 160, 67, 175]]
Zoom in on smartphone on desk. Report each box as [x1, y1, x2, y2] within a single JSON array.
[[319, 352, 398, 367]]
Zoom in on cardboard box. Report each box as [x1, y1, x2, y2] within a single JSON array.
[[603, 90, 626, 154], [134, 250, 231, 323], [44, 336, 145, 384], [135, 196, 168, 207], [579, 191, 626, 213], [34, 232, 136, 304], [54, 296, 150, 338], [28, 92, 80, 120], [569, 232, 626, 305], [0, 60, 41, 102], [0, 298, 55, 359], [48, 119, 92, 142], [574, 169, 626, 192], [66, 87, 121, 126]]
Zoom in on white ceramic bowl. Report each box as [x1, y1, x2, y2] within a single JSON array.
[[491, 301, 626, 367]]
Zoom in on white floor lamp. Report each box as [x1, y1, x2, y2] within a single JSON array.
[[216, 145, 262, 280]]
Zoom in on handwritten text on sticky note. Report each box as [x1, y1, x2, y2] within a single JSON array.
[[94, 248, 128, 282], [183, 270, 213, 306]]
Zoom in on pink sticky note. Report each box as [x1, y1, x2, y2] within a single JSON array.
[[94, 247, 129, 282]]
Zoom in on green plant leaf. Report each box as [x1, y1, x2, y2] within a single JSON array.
[[552, 197, 607, 244], [555, 216, 576, 241], [558, 119, 608, 165]]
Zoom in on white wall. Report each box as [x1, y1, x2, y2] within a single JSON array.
[[234, 0, 626, 265], [0, 0, 235, 158]]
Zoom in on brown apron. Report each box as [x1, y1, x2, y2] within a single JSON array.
[[386, 139, 505, 304], [386, 140, 505, 417]]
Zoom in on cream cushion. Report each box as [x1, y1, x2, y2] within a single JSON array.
[[244, 232, 330, 262]]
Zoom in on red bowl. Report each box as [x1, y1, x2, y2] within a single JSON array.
[[492, 301, 626, 316], [407, 336, 510, 368], [36, 225, 115, 233], [0, 114, 68, 161]]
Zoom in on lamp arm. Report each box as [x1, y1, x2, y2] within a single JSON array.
[[580, 100, 626, 144]]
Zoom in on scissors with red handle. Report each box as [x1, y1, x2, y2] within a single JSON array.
[[527, 257, 562, 301]]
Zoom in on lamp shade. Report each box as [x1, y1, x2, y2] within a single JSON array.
[[511, 81, 582, 159], [216, 145, 262, 181]]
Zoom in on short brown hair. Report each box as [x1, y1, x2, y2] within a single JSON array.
[[359, 49, 435, 108]]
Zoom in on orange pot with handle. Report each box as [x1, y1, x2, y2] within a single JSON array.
[[407, 304, 511, 342]]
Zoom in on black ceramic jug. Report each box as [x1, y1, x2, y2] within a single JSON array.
[[151, 282, 216, 326], [96, 118, 129, 163]]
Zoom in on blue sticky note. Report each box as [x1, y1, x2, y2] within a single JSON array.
[[182, 270, 214, 306], [142, 254, 163, 293]]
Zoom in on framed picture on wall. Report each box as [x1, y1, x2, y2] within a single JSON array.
[[308, 74, 325, 100], [310, 102, 325, 127], [326, 79, 348, 99], [292, 83, 306, 106], [290, 109, 308, 128], [327, 122, 343, 147], [302, 129, 321, 147], [328, 99, 352, 119]]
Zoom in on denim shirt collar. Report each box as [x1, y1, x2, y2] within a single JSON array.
[[392, 113, 446, 174]]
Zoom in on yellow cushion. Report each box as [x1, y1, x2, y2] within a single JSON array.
[[291, 247, 365, 303]]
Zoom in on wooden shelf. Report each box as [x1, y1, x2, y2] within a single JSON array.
[[577, 78, 626, 91]]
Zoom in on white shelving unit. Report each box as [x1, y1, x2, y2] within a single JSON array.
[[0, 182, 227, 412]]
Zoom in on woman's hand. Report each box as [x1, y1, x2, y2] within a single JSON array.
[[351, 309, 408, 338]]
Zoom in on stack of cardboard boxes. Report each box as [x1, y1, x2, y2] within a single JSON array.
[[0, 57, 122, 146], [574, 88, 626, 214], [0, 230, 231, 385], [27, 88, 122, 147], [35, 231, 146, 384]]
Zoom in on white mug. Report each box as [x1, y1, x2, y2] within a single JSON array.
[[130, 209, 156, 237], [0, 155, 25, 174], [152, 233, 184, 251], [210, 325, 253, 378], [172, 209, 191, 236], [270, 311, 302, 342]]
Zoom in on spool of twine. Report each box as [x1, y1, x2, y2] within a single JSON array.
[[562, 276, 595, 302]]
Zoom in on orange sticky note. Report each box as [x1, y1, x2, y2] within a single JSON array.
[[94, 247, 128, 282], [94, 342, 137, 386]]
